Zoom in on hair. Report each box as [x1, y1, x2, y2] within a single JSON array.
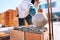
[[31, 0, 35, 4]]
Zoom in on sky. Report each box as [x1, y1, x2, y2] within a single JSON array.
[[0, 0, 22, 13], [0, 0, 60, 13], [0, 0, 47, 13]]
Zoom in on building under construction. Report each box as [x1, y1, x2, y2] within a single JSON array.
[[0, 0, 60, 40]]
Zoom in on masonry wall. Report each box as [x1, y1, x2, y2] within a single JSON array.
[[0, 8, 19, 27]]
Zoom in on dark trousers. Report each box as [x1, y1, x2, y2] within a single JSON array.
[[18, 14, 32, 26]]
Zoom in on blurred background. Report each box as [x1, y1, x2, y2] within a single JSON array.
[[0, 0, 60, 40]]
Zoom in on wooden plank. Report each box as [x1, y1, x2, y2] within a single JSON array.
[[10, 30, 48, 40], [10, 30, 24, 40], [25, 32, 43, 40]]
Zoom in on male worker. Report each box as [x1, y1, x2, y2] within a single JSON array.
[[18, 0, 40, 26]]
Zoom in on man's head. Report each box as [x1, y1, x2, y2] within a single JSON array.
[[31, 0, 39, 4], [31, 0, 40, 8], [31, 0, 35, 4]]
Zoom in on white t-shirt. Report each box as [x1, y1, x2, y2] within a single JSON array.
[[18, 0, 32, 18]]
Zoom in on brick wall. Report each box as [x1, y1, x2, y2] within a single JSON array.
[[0, 8, 19, 27]]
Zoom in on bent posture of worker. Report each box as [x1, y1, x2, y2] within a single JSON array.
[[18, 0, 39, 26]]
